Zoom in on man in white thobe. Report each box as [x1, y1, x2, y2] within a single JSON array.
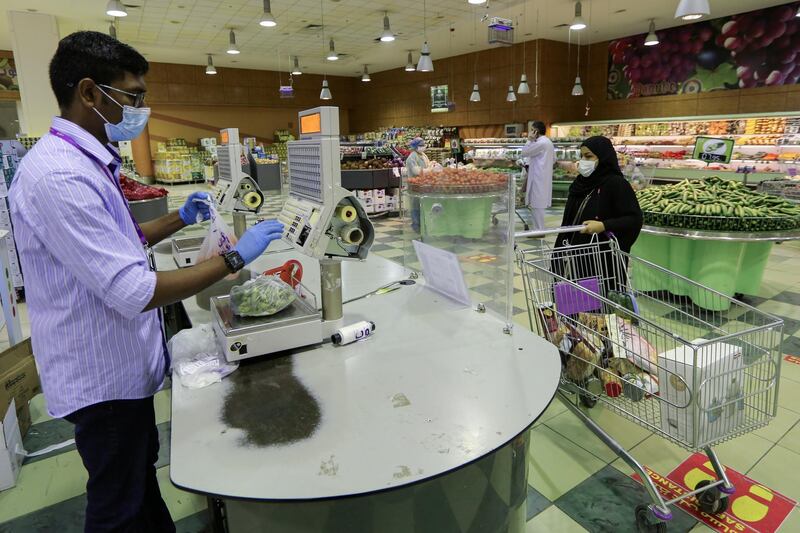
[[521, 121, 554, 231]]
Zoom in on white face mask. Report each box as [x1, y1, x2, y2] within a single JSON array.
[[577, 159, 597, 177]]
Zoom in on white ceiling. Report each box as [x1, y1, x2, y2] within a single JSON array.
[[0, 0, 795, 76]]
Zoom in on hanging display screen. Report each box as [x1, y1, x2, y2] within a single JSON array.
[[431, 85, 449, 113]]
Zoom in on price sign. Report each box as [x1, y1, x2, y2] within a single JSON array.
[[693, 136, 735, 164]]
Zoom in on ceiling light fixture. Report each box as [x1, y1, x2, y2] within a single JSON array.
[[571, 76, 584, 96], [205, 54, 217, 75], [362, 65, 371, 82], [109, 19, 117, 39], [227, 30, 240, 54], [468, 0, 487, 4], [417, 0, 434, 72], [417, 42, 433, 72], [518, 74, 531, 94], [320, 79, 332, 100], [259, 0, 277, 27], [105, 0, 128, 17], [570, 1, 587, 31], [327, 39, 339, 61], [380, 12, 395, 42], [674, 0, 710, 20], [506, 85, 517, 102], [405, 52, 416, 71], [470, 83, 481, 102], [644, 19, 659, 46], [291, 56, 302, 75], [796, 5, 800, 17]]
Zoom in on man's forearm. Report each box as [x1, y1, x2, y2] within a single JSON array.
[[140, 211, 187, 246], [144, 255, 231, 311]]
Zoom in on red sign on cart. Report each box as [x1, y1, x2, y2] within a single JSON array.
[[632, 454, 796, 533]]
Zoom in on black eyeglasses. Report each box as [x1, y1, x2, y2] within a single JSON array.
[[98, 84, 147, 108]]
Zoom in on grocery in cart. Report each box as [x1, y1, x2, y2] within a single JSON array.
[[517, 230, 784, 532]]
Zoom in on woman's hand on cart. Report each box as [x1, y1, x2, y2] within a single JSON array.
[[581, 220, 605, 235]]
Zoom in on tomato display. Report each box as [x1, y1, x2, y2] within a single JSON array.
[[408, 168, 510, 194], [120, 174, 169, 201]]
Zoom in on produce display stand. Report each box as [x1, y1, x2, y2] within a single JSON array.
[[407, 190, 497, 239], [632, 226, 800, 311]]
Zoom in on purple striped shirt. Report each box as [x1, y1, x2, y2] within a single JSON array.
[[9, 117, 164, 418]]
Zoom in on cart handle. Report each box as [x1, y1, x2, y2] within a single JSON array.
[[515, 225, 586, 239]]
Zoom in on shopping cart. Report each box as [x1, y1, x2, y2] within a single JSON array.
[[517, 229, 784, 532]]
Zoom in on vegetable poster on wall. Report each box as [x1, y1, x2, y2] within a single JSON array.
[[607, 2, 800, 99], [0, 58, 18, 91]]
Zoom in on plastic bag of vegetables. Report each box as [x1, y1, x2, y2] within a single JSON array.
[[229, 275, 297, 317]]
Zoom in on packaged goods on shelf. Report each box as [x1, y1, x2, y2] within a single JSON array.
[[636, 177, 800, 231], [154, 139, 205, 183], [0, 142, 23, 288], [199, 137, 217, 147]]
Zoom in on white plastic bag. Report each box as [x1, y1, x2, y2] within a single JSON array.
[[229, 275, 297, 317], [168, 324, 238, 389], [197, 201, 239, 279]]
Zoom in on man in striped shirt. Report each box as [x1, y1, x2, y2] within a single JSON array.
[[9, 32, 283, 532]]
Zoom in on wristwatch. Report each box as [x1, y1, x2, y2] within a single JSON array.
[[222, 250, 245, 273]]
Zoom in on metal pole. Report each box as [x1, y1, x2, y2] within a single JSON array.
[[320, 259, 343, 322], [233, 212, 247, 239]]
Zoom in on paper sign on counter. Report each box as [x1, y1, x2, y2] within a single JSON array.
[[412, 240, 471, 307]]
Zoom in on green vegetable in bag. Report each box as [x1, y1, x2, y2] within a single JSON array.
[[230, 275, 297, 317]]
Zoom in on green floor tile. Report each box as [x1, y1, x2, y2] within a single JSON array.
[[27, 394, 52, 427], [157, 466, 206, 522], [528, 426, 606, 501], [777, 377, 800, 414], [543, 405, 653, 464], [555, 466, 698, 533], [780, 356, 800, 384], [0, 450, 88, 523], [777, 419, 800, 455], [753, 406, 800, 443], [532, 399, 567, 428], [525, 505, 588, 532], [610, 435, 690, 480], [708, 432, 775, 474], [747, 445, 800, 503]]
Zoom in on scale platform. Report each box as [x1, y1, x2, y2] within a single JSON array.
[[172, 237, 205, 268], [210, 291, 323, 362]]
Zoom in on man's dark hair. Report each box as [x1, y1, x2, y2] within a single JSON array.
[[49, 31, 148, 109], [532, 121, 546, 136]]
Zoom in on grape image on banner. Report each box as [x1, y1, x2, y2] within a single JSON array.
[[607, 2, 800, 99]]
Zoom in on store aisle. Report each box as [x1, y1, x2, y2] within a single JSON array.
[[2, 185, 800, 532]]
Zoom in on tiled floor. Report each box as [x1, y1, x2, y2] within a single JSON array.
[[2, 184, 800, 531]]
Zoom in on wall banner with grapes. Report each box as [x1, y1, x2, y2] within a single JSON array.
[[607, 2, 800, 99]]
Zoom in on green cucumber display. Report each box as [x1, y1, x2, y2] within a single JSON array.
[[636, 177, 800, 232]]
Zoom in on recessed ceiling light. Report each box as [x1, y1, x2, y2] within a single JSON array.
[[614, 9, 627, 14], [26, 8, 37, 12], [170, 20, 180, 24]]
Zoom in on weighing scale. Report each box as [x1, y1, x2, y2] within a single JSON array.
[[170, 128, 265, 267], [211, 107, 375, 362]]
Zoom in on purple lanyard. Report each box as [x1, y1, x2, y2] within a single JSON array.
[[49, 128, 148, 247]]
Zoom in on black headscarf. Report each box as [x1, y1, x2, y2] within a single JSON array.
[[569, 136, 623, 198]]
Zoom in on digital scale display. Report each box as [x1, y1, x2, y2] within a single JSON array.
[[300, 113, 322, 135]]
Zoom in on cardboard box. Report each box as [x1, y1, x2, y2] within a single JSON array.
[[373, 188, 386, 198], [375, 202, 387, 212], [0, 398, 24, 491], [356, 190, 374, 200], [658, 339, 744, 445], [0, 339, 41, 437]]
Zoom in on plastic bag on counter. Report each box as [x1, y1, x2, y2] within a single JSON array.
[[196, 201, 239, 280], [168, 324, 238, 389], [229, 275, 297, 317]]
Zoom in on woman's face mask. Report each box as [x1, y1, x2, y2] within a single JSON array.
[[577, 159, 597, 177]]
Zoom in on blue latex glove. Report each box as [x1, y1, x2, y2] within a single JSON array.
[[235, 220, 285, 264], [179, 192, 212, 225]]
